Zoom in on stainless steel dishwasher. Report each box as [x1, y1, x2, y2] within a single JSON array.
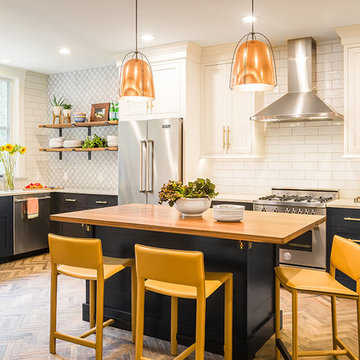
[[13, 194, 51, 255]]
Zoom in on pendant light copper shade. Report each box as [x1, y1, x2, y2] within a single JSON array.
[[120, 57, 155, 101], [231, 39, 275, 91], [119, 0, 155, 101], [230, 0, 276, 92]]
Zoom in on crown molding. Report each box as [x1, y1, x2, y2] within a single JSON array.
[[336, 24, 360, 46]]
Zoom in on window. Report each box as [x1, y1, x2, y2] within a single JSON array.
[[0, 78, 10, 145]]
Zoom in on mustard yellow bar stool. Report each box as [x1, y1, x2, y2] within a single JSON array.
[[134, 244, 233, 360], [48, 233, 137, 360], [275, 235, 360, 360]]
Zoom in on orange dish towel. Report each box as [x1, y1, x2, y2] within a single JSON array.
[[27, 198, 39, 219]]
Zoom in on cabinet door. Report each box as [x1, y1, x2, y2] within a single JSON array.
[[151, 61, 182, 115], [203, 63, 231, 155], [345, 45, 360, 156], [0, 197, 13, 258], [123, 100, 148, 117]]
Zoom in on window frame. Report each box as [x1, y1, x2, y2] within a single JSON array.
[[0, 77, 11, 145]]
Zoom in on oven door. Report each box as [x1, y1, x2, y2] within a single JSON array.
[[279, 222, 326, 270]]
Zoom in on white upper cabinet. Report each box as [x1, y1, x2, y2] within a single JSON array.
[[120, 60, 184, 119], [201, 62, 265, 158], [336, 25, 360, 157]]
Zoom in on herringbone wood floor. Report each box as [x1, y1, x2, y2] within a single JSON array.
[[0, 254, 358, 359]]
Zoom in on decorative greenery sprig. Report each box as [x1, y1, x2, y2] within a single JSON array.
[[63, 103, 72, 110], [158, 178, 218, 207], [82, 134, 107, 149], [50, 95, 65, 107]]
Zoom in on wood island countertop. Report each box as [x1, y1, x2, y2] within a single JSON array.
[[50, 204, 326, 245]]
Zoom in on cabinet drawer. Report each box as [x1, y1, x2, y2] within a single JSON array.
[[51, 193, 87, 213], [211, 200, 253, 211], [86, 195, 117, 209], [327, 207, 360, 236]]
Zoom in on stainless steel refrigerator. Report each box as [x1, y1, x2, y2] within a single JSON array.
[[118, 118, 183, 205]]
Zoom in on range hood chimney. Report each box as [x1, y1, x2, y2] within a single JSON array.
[[250, 37, 343, 122]]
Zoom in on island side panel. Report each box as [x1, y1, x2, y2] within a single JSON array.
[[82, 226, 276, 360]]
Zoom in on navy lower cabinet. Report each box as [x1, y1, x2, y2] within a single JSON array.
[[0, 196, 13, 258], [326, 206, 359, 291], [212, 200, 253, 210]]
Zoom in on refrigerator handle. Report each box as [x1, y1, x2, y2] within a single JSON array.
[[146, 140, 154, 192], [140, 140, 146, 193]]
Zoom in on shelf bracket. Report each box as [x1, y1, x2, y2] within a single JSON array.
[[59, 128, 62, 137], [59, 152, 62, 160], [88, 151, 91, 160], [88, 127, 91, 137]]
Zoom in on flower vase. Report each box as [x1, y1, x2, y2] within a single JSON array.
[[2, 152, 18, 191], [3, 171, 15, 191]]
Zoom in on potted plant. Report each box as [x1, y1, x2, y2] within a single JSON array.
[[0, 144, 27, 190], [158, 178, 218, 217], [62, 103, 72, 118], [50, 95, 65, 116]]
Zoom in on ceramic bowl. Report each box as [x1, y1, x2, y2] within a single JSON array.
[[174, 198, 211, 217]]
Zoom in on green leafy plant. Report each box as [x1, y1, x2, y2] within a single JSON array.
[[158, 178, 218, 207], [63, 103, 72, 110], [82, 134, 107, 149], [50, 95, 65, 107]]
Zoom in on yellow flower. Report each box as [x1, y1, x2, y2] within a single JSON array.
[[5, 144, 13, 152], [0, 146, 4, 151], [20, 146, 27, 154]]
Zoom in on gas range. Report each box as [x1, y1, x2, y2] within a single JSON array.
[[253, 188, 339, 215]]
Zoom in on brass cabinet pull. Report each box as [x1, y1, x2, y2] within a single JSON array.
[[226, 126, 231, 149], [146, 101, 149, 112], [344, 217, 360, 221], [65, 198, 76, 202], [96, 201, 107, 204], [150, 101, 154, 111], [223, 126, 226, 149]]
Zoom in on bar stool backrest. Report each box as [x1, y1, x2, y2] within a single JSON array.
[[48, 233, 103, 270], [135, 244, 205, 287], [331, 235, 360, 285]]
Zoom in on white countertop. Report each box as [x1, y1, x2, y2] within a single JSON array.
[[215, 194, 263, 203], [327, 199, 360, 209], [0, 188, 118, 197]]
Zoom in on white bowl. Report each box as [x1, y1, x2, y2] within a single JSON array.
[[213, 204, 245, 222], [174, 198, 211, 217]]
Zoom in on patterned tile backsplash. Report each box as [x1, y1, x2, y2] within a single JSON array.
[[47, 65, 119, 190]]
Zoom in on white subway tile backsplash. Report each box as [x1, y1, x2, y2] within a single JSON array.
[[292, 144, 318, 153], [292, 162, 318, 171], [292, 127, 318, 135]]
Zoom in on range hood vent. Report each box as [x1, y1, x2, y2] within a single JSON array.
[[251, 37, 343, 123]]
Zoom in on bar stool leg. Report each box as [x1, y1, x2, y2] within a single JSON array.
[[292, 290, 298, 360], [135, 280, 145, 360], [275, 276, 281, 360], [357, 298, 360, 359], [49, 264, 58, 354], [89, 280, 96, 329], [224, 276, 233, 360], [171, 296, 178, 355], [195, 295, 206, 360], [331, 295, 338, 352], [131, 265, 137, 344], [95, 278, 104, 360]]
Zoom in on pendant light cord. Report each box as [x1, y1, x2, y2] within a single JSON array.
[[251, 0, 255, 39], [135, 0, 138, 56]]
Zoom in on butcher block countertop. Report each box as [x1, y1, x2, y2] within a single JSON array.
[[50, 204, 326, 245]]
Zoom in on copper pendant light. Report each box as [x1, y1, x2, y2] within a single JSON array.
[[230, 0, 277, 92], [119, 0, 155, 101]]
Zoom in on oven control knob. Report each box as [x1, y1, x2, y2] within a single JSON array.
[[274, 207, 278, 213], [292, 208, 296, 213], [311, 210, 316, 215], [285, 207, 290, 213], [298, 209, 302, 214], [262, 207, 266, 212], [304, 209, 309, 215], [283, 252, 292, 261]]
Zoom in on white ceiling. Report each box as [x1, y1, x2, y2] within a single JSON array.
[[1, 0, 359, 74]]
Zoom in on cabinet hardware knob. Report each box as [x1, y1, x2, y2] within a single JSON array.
[[96, 201, 107, 204], [65, 198, 76, 202], [344, 217, 360, 221]]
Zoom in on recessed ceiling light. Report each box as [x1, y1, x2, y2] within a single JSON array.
[[59, 48, 71, 55], [1, 59, 10, 63], [242, 15, 257, 23], [141, 34, 154, 41]]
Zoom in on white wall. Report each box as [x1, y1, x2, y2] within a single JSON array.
[[211, 39, 360, 199]]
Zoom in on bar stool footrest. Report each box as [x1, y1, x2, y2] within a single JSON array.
[[54, 331, 96, 349], [79, 318, 115, 339]]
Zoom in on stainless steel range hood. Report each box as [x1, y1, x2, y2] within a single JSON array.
[[251, 37, 343, 122]]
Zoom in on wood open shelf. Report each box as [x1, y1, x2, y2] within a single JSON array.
[[39, 121, 118, 129], [40, 147, 118, 152]]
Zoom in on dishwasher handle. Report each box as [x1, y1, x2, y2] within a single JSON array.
[[14, 196, 51, 203]]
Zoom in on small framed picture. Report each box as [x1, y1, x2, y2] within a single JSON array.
[[90, 103, 110, 122]]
